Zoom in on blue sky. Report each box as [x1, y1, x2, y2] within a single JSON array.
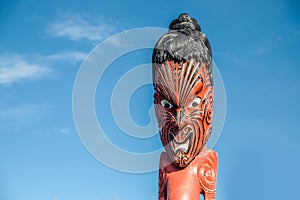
[[0, 0, 300, 200]]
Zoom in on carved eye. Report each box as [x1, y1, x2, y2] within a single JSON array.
[[161, 99, 173, 109], [189, 97, 201, 108]]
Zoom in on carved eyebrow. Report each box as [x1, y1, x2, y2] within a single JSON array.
[[154, 87, 176, 105]]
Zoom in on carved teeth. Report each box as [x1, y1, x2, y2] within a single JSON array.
[[171, 133, 190, 153]]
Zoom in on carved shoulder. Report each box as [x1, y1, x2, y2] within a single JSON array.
[[198, 150, 218, 199]]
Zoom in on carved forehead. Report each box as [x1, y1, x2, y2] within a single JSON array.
[[153, 60, 209, 106]]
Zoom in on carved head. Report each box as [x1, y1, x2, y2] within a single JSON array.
[[152, 13, 213, 168]]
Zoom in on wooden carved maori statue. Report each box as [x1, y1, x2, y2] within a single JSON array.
[[152, 13, 218, 200]]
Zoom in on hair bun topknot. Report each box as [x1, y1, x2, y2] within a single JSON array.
[[169, 13, 201, 31]]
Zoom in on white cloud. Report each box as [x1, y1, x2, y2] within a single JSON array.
[[294, 30, 300, 36], [0, 54, 51, 85], [0, 103, 53, 132], [214, 51, 246, 64], [247, 45, 267, 55], [0, 104, 39, 119], [43, 51, 87, 64], [0, 51, 87, 86], [48, 13, 115, 42], [57, 128, 70, 135], [53, 196, 59, 200]]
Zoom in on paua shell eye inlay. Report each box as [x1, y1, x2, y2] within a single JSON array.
[[161, 99, 173, 109], [189, 97, 201, 108]]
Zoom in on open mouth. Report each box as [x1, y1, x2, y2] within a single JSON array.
[[170, 131, 192, 153]]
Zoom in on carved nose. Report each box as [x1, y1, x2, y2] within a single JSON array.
[[174, 108, 184, 127]]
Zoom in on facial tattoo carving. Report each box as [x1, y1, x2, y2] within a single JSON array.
[[152, 13, 213, 168]]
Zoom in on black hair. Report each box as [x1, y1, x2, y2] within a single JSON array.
[[152, 13, 213, 84]]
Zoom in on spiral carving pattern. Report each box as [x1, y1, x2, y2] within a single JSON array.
[[199, 151, 218, 193]]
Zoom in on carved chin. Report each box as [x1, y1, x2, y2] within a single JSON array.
[[166, 132, 195, 168], [172, 150, 190, 168]]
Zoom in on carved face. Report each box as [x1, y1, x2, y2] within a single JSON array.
[[153, 60, 213, 168]]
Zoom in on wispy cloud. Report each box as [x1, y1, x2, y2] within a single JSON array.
[[247, 45, 268, 55], [42, 51, 87, 64], [293, 30, 300, 36], [57, 128, 70, 135], [0, 51, 87, 86], [0, 104, 42, 119], [48, 13, 115, 42], [214, 51, 246, 64], [53, 196, 59, 200], [0, 54, 51, 85], [0, 103, 53, 132]]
